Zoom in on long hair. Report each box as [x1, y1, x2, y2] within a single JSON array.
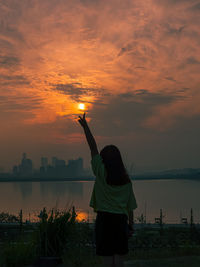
[[100, 145, 131, 186]]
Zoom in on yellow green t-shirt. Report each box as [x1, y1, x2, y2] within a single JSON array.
[[89, 154, 137, 217]]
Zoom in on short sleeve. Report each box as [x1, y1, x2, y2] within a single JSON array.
[[127, 183, 137, 211], [91, 154, 106, 180]]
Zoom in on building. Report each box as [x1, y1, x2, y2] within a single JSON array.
[[67, 157, 83, 177], [41, 157, 48, 171], [52, 157, 57, 168], [18, 153, 33, 177]]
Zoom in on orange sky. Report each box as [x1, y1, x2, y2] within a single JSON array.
[[0, 0, 200, 172]]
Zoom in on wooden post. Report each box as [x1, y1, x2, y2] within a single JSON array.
[[190, 208, 194, 227], [19, 209, 23, 233]]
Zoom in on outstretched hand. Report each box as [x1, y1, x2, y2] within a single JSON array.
[[78, 112, 87, 128]]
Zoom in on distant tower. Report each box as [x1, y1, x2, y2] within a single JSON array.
[[22, 153, 27, 161], [12, 165, 18, 176], [41, 157, 48, 171], [19, 153, 33, 177], [77, 157, 83, 174], [67, 158, 83, 177], [52, 157, 57, 167]]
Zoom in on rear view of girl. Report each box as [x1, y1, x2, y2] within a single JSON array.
[[78, 113, 137, 267]]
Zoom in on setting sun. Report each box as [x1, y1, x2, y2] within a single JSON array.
[[78, 103, 85, 110]]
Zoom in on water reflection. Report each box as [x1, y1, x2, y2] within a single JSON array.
[[0, 180, 199, 224], [39, 181, 83, 198], [76, 211, 88, 222], [13, 182, 33, 200]]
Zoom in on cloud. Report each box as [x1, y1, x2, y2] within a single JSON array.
[[165, 25, 186, 35], [0, 95, 44, 121], [0, 55, 20, 68], [165, 77, 176, 82], [154, 0, 198, 7], [188, 2, 200, 12], [88, 90, 184, 136], [185, 57, 200, 65], [51, 83, 109, 102], [0, 0, 200, 170], [0, 74, 29, 86]]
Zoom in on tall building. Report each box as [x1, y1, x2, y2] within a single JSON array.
[[67, 157, 83, 177], [19, 153, 33, 177], [12, 165, 18, 176], [55, 159, 66, 167], [55, 159, 66, 177], [41, 157, 48, 171], [52, 157, 57, 167]]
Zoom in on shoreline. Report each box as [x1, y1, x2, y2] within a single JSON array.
[[1, 221, 199, 228], [0, 176, 199, 182]]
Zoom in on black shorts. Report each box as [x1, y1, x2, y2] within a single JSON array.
[[95, 211, 129, 256]]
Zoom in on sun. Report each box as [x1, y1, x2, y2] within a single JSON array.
[[78, 103, 85, 110]]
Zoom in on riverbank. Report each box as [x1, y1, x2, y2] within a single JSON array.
[[1, 208, 200, 267], [0, 176, 199, 182]]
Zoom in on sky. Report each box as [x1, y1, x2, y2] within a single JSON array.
[[0, 0, 200, 173]]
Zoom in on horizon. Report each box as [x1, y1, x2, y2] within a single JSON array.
[[1, 151, 200, 175]]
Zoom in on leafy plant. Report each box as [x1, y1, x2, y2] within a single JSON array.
[[0, 212, 19, 223], [36, 206, 77, 257]]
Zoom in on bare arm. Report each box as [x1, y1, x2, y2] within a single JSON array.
[[78, 113, 98, 157]]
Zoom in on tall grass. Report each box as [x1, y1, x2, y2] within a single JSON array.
[[36, 206, 76, 257], [0, 209, 200, 267]]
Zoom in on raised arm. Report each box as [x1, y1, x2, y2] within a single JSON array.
[[78, 113, 98, 158]]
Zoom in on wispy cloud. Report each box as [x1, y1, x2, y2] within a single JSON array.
[[51, 83, 109, 102], [0, 0, 200, 169]]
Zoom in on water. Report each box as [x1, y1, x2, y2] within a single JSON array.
[[0, 179, 199, 224]]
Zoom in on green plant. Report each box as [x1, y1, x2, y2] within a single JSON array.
[[0, 212, 19, 223], [37, 206, 77, 257]]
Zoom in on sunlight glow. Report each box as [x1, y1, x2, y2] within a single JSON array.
[[76, 211, 88, 222], [78, 103, 85, 110]]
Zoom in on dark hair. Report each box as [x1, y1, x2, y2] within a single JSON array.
[[100, 145, 131, 186]]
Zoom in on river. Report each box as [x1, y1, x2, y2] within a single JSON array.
[[0, 179, 199, 224]]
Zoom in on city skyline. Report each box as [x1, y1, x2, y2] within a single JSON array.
[[0, 0, 200, 172], [0, 152, 199, 179], [10, 152, 86, 177]]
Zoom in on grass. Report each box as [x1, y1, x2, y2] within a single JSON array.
[[0, 209, 200, 267]]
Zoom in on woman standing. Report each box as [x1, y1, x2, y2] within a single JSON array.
[[78, 113, 137, 267]]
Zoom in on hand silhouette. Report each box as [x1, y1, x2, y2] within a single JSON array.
[[78, 112, 87, 128]]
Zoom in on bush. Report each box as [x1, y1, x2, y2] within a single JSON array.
[[0, 212, 19, 223], [36, 206, 77, 257]]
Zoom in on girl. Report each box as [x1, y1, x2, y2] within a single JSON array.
[[78, 113, 137, 267]]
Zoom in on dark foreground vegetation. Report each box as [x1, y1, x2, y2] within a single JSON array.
[[0, 208, 200, 267]]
